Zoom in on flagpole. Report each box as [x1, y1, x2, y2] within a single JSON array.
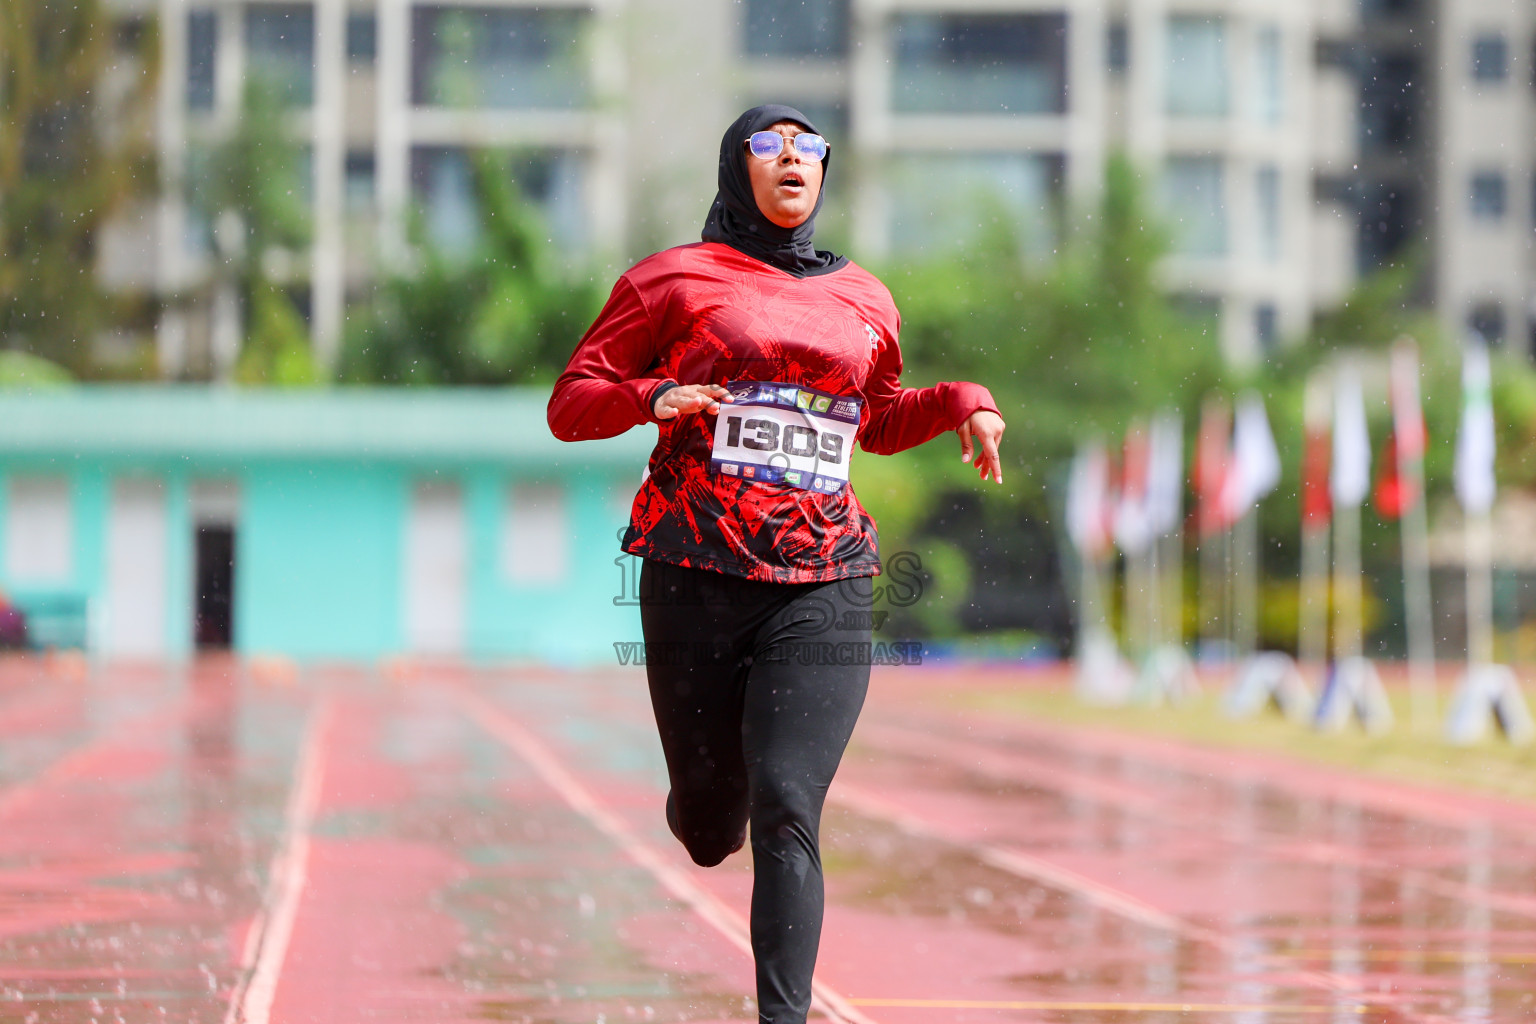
[[1197, 396, 1231, 665], [1466, 507, 1494, 669], [1333, 496, 1363, 666], [1392, 338, 1437, 733], [1233, 508, 1258, 659], [1332, 365, 1368, 668], [1298, 372, 1332, 681]]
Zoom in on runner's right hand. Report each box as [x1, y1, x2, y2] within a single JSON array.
[[654, 384, 733, 420]]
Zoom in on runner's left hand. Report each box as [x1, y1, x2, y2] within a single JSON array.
[[958, 410, 1006, 485]]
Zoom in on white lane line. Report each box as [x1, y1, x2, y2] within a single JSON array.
[[452, 686, 879, 1024], [831, 782, 1348, 996], [829, 780, 1191, 936], [224, 696, 333, 1024]]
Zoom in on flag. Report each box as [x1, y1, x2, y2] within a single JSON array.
[[1193, 396, 1233, 537], [1146, 411, 1184, 537], [1221, 391, 1282, 519], [1455, 341, 1496, 514], [1377, 339, 1427, 519], [1114, 421, 1153, 554], [1373, 429, 1409, 519], [1066, 441, 1113, 558], [1390, 339, 1427, 462], [1331, 366, 1371, 509], [1301, 372, 1331, 529]]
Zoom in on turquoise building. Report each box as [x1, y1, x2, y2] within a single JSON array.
[[0, 388, 652, 664]]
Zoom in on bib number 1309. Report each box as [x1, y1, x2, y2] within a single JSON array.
[[709, 380, 862, 493], [722, 416, 845, 465]]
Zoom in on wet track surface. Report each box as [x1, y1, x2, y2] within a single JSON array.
[[1, 658, 1535, 1022]]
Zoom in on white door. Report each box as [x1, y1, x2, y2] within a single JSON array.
[[101, 479, 168, 657], [403, 482, 465, 654]]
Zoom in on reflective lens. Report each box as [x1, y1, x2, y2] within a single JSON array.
[[746, 131, 827, 162]]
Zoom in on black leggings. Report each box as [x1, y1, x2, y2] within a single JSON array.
[[639, 559, 872, 1024]]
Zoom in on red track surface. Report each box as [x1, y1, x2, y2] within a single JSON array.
[[2, 656, 1535, 1022]]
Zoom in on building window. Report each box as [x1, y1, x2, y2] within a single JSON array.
[[1472, 34, 1508, 83], [1162, 156, 1226, 257], [410, 146, 587, 254], [1256, 165, 1281, 263], [742, 0, 848, 59], [1166, 17, 1227, 117], [888, 152, 1061, 255], [1106, 22, 1129, 75], [345, 151, 375, 210], [1469, 303, 1504, 345], [1358, 53, 1418, 156], [503, 484, 567, 584], [1356, 182, 1415, 273], [186, 10, 217, 111], [4, 477, 73, 584], [891, 13, 1068, 115], [346, 11, 377, 64], [1470, 171, 1507, 220], [1254, 303, 1278, 351], [246, 4, 315, 106], [1529, 314, 1536, 362], [411, 7, 588, 109], [1253, 25, 1283, 125]]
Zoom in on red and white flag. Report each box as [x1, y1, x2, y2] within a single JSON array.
[[1455, 341, 1496, 515], [1221, 391, 1282, 520], [1331, 366, 1372, 510], [1146, 411, 1184, 537], [1066, 441, 1113, 559], [1301, 373, 1331, 531], [1376, 339, 1427, 519], [1114, 421, 1154, 554], [1193, 396, 1233, 537]]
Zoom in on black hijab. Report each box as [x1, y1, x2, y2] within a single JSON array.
[[700, 104, 848, 278]]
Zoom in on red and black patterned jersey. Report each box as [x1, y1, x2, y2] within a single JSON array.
[[548, 242, 999, 583]]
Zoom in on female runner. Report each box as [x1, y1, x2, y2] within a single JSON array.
[[548, 104, 1005, 1024]]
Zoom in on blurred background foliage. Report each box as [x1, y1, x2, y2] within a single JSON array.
[[12, 16, 1536, 650], [0, 0, 158, 377], [339, 151, 603, 386]]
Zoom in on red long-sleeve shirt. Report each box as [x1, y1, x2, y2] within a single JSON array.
[[549, 242, 999, 583]]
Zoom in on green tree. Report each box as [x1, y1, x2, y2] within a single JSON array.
[[341, 150, 602, 385], [182, 78, 317, 384], [0, 0, 157, 374], [858, 156, 1224, 641]]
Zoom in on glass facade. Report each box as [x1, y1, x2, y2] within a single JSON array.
[[888, 152, 1060, 254], [1256, 165, 1281, 263], [1470, 171, 1507, 220], [246, 4, 315, 106], [1358, 53, 1418, 156], [742, 0, 849, 59], [1472, 34, 1508, 83], [411, 7, 588, 109], [1165, 17, 1227, 118], [1253, 25, 1283, 125], [187, 10, 217, 111], [347, 11, 377, 64], [1162, 156, 1226, 257], [891, 14, 1068, 115], [345, 151, 376, 211]]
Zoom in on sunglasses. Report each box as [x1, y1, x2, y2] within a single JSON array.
[[745, 131, 828, 162]]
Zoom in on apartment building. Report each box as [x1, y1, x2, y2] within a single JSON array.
[[137, 0, 1363, 375], [1432, 0, 1536, 356]]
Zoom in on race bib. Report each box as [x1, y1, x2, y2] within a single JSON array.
[[710, 381, 862, 493]]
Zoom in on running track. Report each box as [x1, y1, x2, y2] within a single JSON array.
[[1, 657, 1534, 1023]]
